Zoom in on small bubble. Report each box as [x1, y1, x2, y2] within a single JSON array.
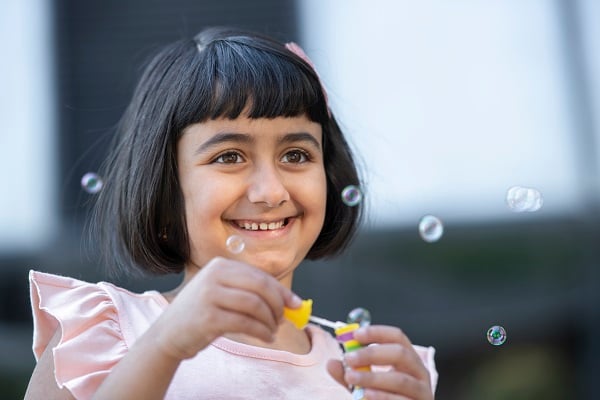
[[506, 186, 543, 212], [347, 307, 371, 327], [81, 172, 103, 194], [341, 185, 362, 207], [351, 387, 366, 400], [487, 325, 507, 346], [418, 215, 444, 243], [226, 235, 245, 254]]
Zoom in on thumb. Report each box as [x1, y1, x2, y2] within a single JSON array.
[[280, 286, 303, 309], [326, 359, 350, 391]]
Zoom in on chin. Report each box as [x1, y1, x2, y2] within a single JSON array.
[[248, 253, 300, 278]]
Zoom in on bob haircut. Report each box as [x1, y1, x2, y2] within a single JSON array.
[[91, 27, 363, 276]]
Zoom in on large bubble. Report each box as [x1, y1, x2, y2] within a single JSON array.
[[506, 186, 543, 212], [346, 307, 372, 327]]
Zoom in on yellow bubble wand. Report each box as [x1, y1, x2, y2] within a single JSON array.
[[284, 301, 370, 400]]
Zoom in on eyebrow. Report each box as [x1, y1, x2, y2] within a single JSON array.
[[194, 131, 321, 155], [194, 132, 254, 155], [277, 132, 321, 150]]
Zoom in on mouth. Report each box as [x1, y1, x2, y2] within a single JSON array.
[[232, 218, 291, 231]]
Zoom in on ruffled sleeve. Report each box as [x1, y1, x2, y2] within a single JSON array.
[[29, 270, 129, 399]]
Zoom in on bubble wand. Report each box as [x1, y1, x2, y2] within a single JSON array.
[[284, 301, 371, 400], [224, 236, 370, 399]]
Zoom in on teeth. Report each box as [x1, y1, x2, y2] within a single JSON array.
[[237, 220, 285, 231]]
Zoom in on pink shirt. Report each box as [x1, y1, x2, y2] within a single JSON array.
[[29, 270, 438, 399]]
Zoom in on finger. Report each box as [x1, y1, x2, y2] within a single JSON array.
[[326, 359, 348, 390], [344, 343, 428, 381], [278, 284, 303, 310], [236, 269, 302, 322], [353, 325, 413, 348], [345, 369, 432, 400], [214, 286, 280, 332], [212, 307, 277, 343], [225, 259, 302, 319], [208, 258, 291, 321], [352, 325, 428, 377]]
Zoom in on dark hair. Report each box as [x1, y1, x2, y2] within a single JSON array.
[[91, 27, 363, 276]]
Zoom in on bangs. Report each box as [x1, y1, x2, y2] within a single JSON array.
[[172, 39, 328, 134]]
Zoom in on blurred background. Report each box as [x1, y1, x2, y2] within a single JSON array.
[[1, 0, 599, 398]]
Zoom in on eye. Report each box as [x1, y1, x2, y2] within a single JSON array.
[[214, 151, 244, 164], [281, 149, 310, 164]]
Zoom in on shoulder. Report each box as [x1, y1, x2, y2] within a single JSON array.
[[29, 270, 168, 351], [28, 270, 167, 399]]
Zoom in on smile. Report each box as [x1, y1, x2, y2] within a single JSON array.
[[235, 218, 289, 231]]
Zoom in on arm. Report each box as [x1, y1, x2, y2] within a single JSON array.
[[91, 320, 182, 399], [25, 324, 182, 400], [92, 257, 301, 399], [24, 329, 76, 400]]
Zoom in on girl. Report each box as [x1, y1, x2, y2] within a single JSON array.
[[25, 27, 437, 399]]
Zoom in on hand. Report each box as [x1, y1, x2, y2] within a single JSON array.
[[152, 256, 302, 361], [327, 325, 434, 400]]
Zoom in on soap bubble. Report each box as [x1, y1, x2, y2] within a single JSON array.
[[352, 387, 366, 400], [226, 235, 245, 254], [418, 215, 444, 243], [341, 185, 362, 207], [486, 325, 507, 346], [506, 186, 543, 212], [347, 307, 371, 327], [81, 172, 103, 194]]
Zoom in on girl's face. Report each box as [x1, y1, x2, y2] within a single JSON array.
[[177, 114, 327, 285]]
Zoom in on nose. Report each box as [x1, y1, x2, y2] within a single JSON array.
[[247, 163, 290, 208]]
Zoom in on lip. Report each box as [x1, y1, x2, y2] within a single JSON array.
[[227, 216, 296, 238]]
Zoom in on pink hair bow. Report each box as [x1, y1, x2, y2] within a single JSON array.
[[285, 42, 330, 113]]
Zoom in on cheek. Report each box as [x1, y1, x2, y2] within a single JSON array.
[[181, 193, 209, 246], [305, 171, 328, 223], [182, 178, 229, 221], [180, 178, 233, 258]]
